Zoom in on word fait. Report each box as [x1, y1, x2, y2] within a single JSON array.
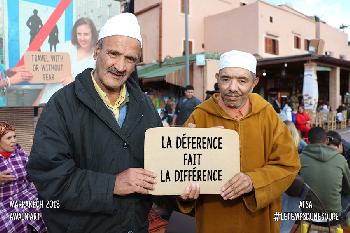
[[273, 212, 339, 222], [10, 200, 60, 209], [10, 212, 42, 221]]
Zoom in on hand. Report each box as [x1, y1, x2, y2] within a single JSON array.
[[221, 172, 253, 200], [180, 183, 200, 200], [0, 170, 16, 184], [114, 168, 157, 195], [61, 75, 73, 86], [187, 123, 196, 128], [7, 66, 33, 85]]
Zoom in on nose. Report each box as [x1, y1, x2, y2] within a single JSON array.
[[11, 138, 16, 145], [228, 79, 239, 92], [113, 56, 127, 72]]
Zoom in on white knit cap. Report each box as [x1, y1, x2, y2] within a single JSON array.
[[98, 13, 142, 47], [219, 50, 257, 74]]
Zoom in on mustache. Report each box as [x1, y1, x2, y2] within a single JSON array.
[[225, 91, 241, 97], [107, 67, 126, 76]]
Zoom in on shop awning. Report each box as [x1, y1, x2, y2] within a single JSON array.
[[138, 64, 186, 87]]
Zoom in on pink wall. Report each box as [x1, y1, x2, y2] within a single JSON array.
[[257, 1, 315, 57], [135, 0, 160, 13], [204, 1, 317, 58], [137, 7, 160, 63], [161, 0, 246, 60], [204, 3, 259, 54], [317, 22, 350, 59]]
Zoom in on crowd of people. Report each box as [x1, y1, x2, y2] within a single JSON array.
[[1, 12, 350, 233]]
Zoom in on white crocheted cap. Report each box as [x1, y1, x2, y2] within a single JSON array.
[[98, 13, 142, 47], [219, 50, 257, 74]]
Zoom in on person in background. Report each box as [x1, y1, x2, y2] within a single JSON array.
[[271, 95, 281, 113], [27, 13, 162, 233], [205, 82, 220, 100], [300, 128, 350, 227], [284, 120, 307, 154], [295, 105, 311, 139], [171, 85, 201, 126], [33, 17, 98, 105], [336, 105, 344, 122], [280, 102, 292, 122], [280, 120, 308, 233], [178, 50, 300, 233], [0, 121, 47, 233]]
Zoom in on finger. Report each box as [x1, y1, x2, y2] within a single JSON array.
[[188, 183, 199, 199], [0, 170, 12, 175], [136, 168, 157, 178], [180, 185, 191, 200], [211, 126, 224, 128], [187, 123, 196, 128], [221, 186, 235, 200], [194, 183, 200, 199], [134, 185, 150, 195], [3, 176, 16, 181], [138, 174, 157, 185], [135, 179, 155, 191], [222, 173, 244, 192]]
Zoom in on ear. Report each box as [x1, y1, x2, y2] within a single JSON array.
[[215, 73, 219, 82], [253, 76, 260, 87], [93, 44, 101, 60]]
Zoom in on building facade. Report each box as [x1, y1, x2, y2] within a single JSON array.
[[136, 0, 350, 111]]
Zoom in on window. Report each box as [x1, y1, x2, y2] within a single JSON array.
[[183, 40, 193, 54], [181, 0, 189, 14], [265, 37, 279, 55], [304, 39, 310, 51], [294, 36, 301, 49], [269, 16, 273, 23]]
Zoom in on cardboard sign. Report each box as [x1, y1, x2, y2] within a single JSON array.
[[24, 52, 71, 84], [144, 127, 240, 195]]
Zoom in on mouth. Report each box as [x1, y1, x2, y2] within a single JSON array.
[[225, 95, 241, 101], [108, 71, 125, 79]]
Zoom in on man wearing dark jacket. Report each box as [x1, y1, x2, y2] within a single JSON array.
[[27, 13, 162, 233], [300, 127, 350, 223]]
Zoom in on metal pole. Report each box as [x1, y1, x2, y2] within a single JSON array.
[[184, 0, 190, 86]]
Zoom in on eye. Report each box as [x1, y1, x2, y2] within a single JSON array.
[[126, 57, 137, 64]]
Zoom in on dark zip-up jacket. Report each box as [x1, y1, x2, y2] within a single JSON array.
[[27, 68, 162, 233]]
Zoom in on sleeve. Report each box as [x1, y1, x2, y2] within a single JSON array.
[[305, 113, 311, 122], [27, 98, 117, 214], [243, 110, 301, 212], [342, 158, 350, 195]]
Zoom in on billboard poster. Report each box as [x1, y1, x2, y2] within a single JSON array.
[[1, 0, 119, 106], [302, 62, 318, 112]]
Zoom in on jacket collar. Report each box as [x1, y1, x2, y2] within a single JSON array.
[[74, 69, 145, 139]]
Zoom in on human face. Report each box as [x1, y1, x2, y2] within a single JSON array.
[[298, 106, 304, 113], [185, 89, 194, 99], [93, 35, 140, 92], [76, 24, 92, 49], [0, 131, 16, 152], [215, 67, 258, 109]]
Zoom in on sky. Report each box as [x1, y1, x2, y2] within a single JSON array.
[[265, 0, 350, 41]]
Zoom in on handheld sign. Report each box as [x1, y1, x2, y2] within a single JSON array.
[[144, 127, 240, 195], [24, 52, 71, 84]]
